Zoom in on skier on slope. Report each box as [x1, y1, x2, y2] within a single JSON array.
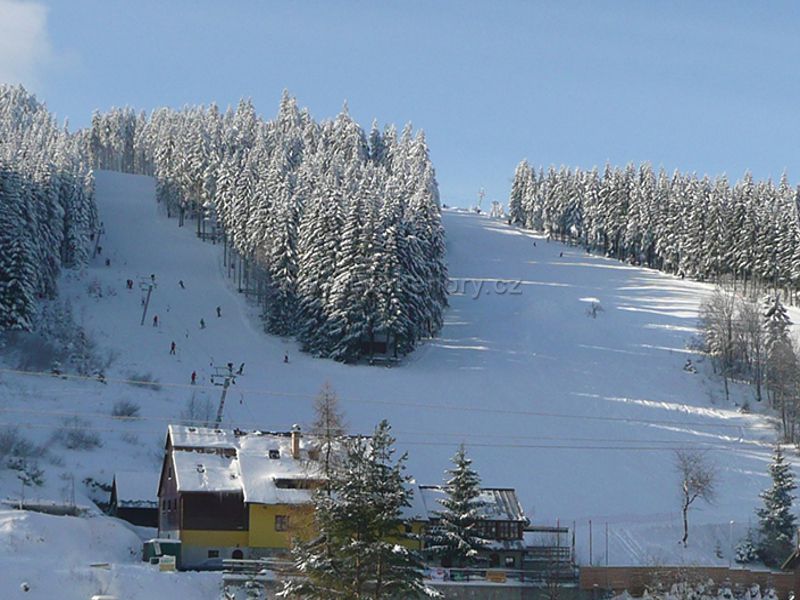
[[170, 341, 176, 355], [216, 306, 222, 318], [153, 315, 158, 327], [200, 318, 205, 329], [191, 371, 197, 385], [179, 280, 185, 289]]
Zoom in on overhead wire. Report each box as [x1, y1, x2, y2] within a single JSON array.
[[0, 404, 767, 449], [0, 366, 772, 431], [0, 419, 755, 453]]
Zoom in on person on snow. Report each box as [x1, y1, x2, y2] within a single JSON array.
[[200, 318, 205, 329], [170, 341, 176, 355], [191, 371, 197, 385], [179, 280, 185, 289], [105, 258, 111, 267], [283, 353, 289, 364], [152, 315, 158, 327], [216, 306, 222, 318]]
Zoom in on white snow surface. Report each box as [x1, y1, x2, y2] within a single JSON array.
[[172, 451, 241, 494], [113, 470, 158, 507], [0, 171, 795, 594], [0, 509, 219, 599]]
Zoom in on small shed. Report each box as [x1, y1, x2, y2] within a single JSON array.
[[359, 329, 398, 362], [110, 471, 158, 527]]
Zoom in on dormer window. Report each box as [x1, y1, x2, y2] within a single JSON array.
[[268, 449, 280, 459]]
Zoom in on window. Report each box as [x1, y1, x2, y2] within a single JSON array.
[[208, 550, 219, 559], [477, 522, 495, 539], [497, 522, 514, 539], [275, 515, 289, 532], [504, 556, 516, 568], [168, 466, 173, 479]]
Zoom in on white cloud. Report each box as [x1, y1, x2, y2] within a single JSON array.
[[0, 0, 51, 89]]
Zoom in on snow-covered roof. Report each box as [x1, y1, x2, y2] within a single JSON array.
[[113, 470, 158, 508], [167, 425, 332, 504], [172, 451, 242, 493], [168, 425, 239, 450], [237, 434, 323, 505], [413, 486, 527, 522]]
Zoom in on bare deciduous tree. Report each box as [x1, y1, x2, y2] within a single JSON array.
[[674, 449, 716, 547], [737, 297, 765, 405], [700, 289, 737, 402], [309, 382, 346, 486]]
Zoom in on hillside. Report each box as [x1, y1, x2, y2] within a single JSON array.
[[0, 170, 792, 594]]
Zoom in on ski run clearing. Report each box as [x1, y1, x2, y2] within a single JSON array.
[[0, 171, 796, 599]]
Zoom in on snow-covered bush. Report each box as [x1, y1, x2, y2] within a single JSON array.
[[181, 393, 214, 427], [52, 416, 102, 450], [0, 427, 46, 462], [126, 371, 162, 391], [643, 578, 781, 600], [9, 457, 44, 487], [735, 529, 759, 564], [0, 427, 47, 486], [121, 432, 139, 445], [111, 399, 140, 418]]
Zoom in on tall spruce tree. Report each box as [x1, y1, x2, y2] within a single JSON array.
[[281, 420, 436, 599], [425, 444, 487, 568], [757, 445, 797, 566]]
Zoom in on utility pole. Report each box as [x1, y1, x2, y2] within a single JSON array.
[[93, 222, 105, 257], [212, 363, 238, 426], [478, 187, 485, 212], [139, 281, 153, 326]]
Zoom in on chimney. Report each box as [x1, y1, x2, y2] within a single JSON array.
[[291, 424, 301, 460]]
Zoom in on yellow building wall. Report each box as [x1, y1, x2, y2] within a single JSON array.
[[391, 521, 425, 551], [248, 503, 315, 549], [180, 529, 249, 548], [178, 508, 422, 553]]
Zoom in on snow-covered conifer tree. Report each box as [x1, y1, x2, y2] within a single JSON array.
[[425, 444, 487, 568], [280, 420, 435, 599], [756, 445, 797, 566]]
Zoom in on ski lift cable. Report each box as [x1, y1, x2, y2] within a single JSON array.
[[0, 404, 771, 449], [0, 419, 752, 453], [0, 366, 774, 431]]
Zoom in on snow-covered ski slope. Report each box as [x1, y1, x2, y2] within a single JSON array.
[[1, 171, 791, 569]]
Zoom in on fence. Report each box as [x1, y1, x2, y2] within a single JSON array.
[[580, 566, 800, 599]]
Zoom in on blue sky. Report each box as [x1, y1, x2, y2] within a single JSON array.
[[3, 0, 800, 205]]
